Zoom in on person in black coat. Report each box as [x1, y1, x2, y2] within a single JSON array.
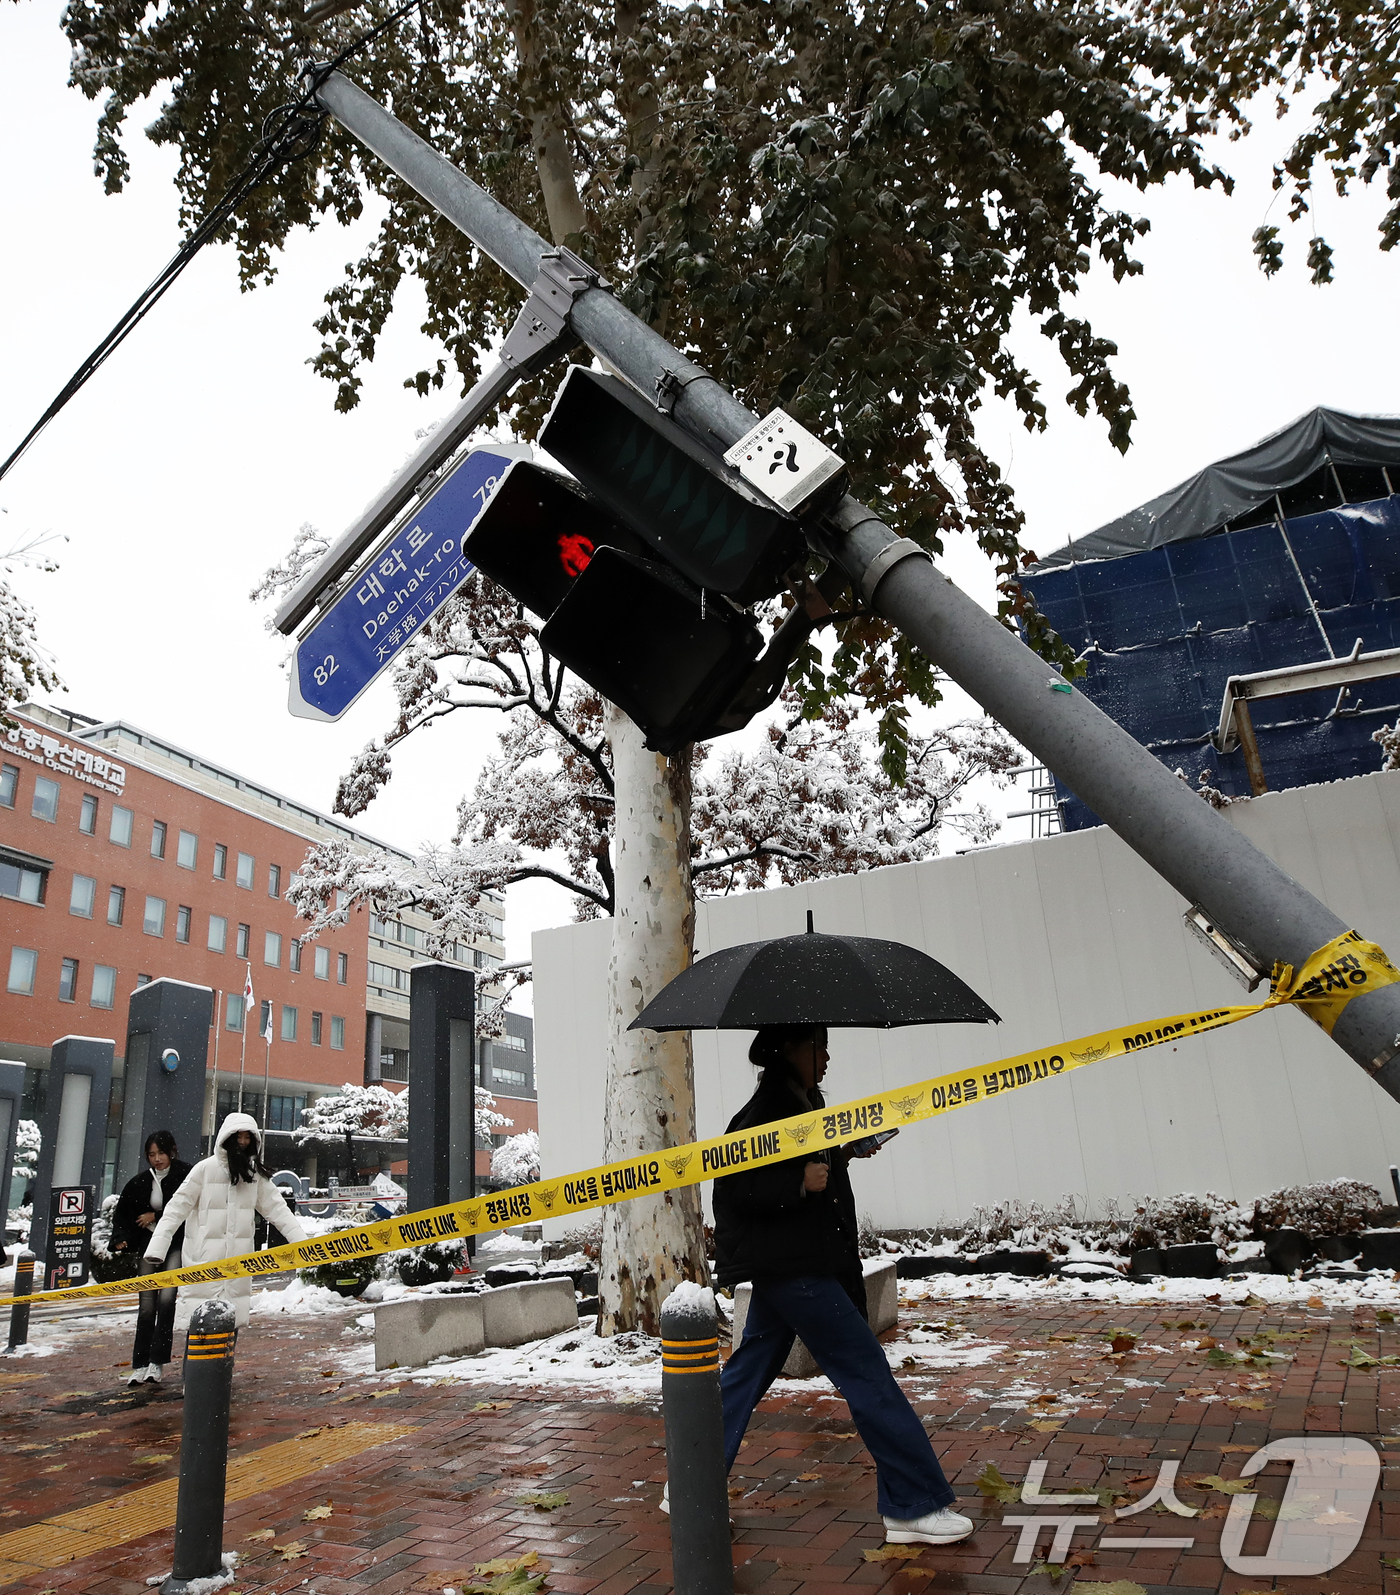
[[713, 1025, 973, 1547], [112, 1130, 191, 1385]]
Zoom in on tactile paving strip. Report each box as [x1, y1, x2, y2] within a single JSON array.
[[0, 1420, 417, 1585]]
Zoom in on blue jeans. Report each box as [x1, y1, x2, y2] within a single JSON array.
[[720, 1274, 956, 1519]]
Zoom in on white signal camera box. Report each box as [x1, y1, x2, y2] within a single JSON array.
[[723, 409, 845, 515]]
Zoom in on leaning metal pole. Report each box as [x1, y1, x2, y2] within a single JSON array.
[[307, 69, 1400, 1096]]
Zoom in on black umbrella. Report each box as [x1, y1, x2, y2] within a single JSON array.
[[629, 911, 1000, 1031]]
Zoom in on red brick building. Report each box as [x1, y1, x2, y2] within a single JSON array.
[[1, 703, 533, 1196]]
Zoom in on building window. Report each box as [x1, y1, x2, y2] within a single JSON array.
[[314, 945, 330, 981], [79, 793, 98, 835], [144, 896, 166, 936], [235, 923, 250, 959], [151, 820, 167, 859], [176, 905, 192, 944], [31, 777, 59, 823], [208, 914, 227, 953], [367, 960, 410, 993], [0, 858, 46, 904], [337, 952, 348, 985], [266, 1094, 306, 1133], [268, 864, 281, 899], [213, 843, 227, 880], [177, 830, 198, 869], [91, 964, 116, 1009], [69, 874, 96, 918], [108, 885, 125, 926], [7, 947, 37, 995], [264, 931, 281, 967], [281, 1005, 298, 1042], [330, 1015, 345, 1050], [226, 993, 245, 1032], [59, 957, 78, 1003], [311, 1011, 323, 1046], [110, 805, 133, 847], [136, 973, 151, 987], [0, 763, 17, 808], [493, 1031, 527, 1051], [493, 1066, 528, 1087], [289, 939, 302, 973], [236, 852, 254, 889]]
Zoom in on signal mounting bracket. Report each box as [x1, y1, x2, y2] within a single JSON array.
[[499, 246, 607, 379]]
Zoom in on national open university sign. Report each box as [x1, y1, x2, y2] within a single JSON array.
[[289, 443, 530, 722]]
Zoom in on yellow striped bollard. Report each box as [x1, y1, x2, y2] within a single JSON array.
[[161, 1299, 237, 1593], [660, 1286, 734, 1595], [4, 1249, 34, 1352]]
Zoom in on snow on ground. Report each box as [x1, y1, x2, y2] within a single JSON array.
[[897, 1270, 1400, 1311], [475, 1233, 543, 1256]]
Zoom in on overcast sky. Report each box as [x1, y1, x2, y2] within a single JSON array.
[[3, 0, 1398, 974]]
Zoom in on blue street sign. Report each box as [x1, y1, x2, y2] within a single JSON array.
[[288, 444, 528, 722]]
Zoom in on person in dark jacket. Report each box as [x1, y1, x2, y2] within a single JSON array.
[[112, 1130, 191, 1385], [713, 1025, 973, 1546]]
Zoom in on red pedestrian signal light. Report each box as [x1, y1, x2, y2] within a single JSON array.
[[465, 459, 765, 752], [557, 532, 595, 577]]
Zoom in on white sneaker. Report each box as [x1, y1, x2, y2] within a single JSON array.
[[143, 1364, 163, 1384], [125, 1368, 145, 1387], [882, 1507, 975, 1545]]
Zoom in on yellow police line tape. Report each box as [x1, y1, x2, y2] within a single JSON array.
[[5, 928, 1397, 1313]]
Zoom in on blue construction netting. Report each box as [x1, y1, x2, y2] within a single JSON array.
[[1022, 495, 1400, 830]]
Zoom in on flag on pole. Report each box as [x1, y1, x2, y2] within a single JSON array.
[[243, 963, 254, 1025], [262, 999, 274, 1045]]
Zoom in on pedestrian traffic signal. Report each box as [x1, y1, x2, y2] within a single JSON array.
[[540, 367, 805, 605], [463, 458, 648, 620], [465, 461, 765, 752]]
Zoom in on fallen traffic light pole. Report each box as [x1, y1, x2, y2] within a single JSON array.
[[288, 67, 1400, 1098]]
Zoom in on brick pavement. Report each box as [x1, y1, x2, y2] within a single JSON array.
[[2, 1288, 1399, 1595]]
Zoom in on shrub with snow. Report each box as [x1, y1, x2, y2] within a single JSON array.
[[492, 1130, 540, 1186], [13, 1119, 39, 1182], [1119, 1191, 1251, 1252], [1253, 1179, 1383, 1235]]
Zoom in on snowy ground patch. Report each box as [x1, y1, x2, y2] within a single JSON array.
[[898, 1269, 1400, 1311]]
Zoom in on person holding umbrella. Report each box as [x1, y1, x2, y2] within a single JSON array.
[[632, 912, 998, 1546], [711, 1023, 973, 1545]]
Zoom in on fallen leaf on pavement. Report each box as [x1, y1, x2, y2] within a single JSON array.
[[975, 1462, 1021, 1504], [134, 1454, 170, 1465], [1307, 1296, 1325, 1309], [1190, 1475, 1255, 1494], [797, 1472, 824, 1482], [273, 1541, 309, 1561], [863, 1545, 923, 1561], [303, 1504, 333, 1521], [447, 1551, 551, 1595], [1064, 1550, 1097, 1569], [1228, 1398, 1270, 1410], [370, 1386, 402, 1399], [474, 1400, 514, 1412], [503, 1462, 549, 1476], [515, 1492, 569, 1511], [1029, 1420, 1063, 1432], [1065, 1582, 1148, 1595], [245, 1529, 275, 1541]]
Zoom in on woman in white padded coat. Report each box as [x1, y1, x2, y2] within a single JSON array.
[[143, 1112, 308, 1327]]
